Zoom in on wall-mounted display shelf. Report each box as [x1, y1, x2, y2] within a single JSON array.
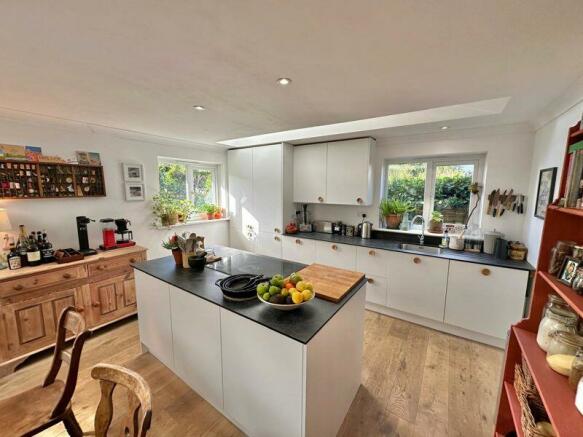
[[0, 160, 106, 199]]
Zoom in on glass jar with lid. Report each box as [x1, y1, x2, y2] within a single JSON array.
[[569, 349, 583, 389], [536, 305, 579, 352], [573, 245, 583, 262], [546, 331, 583, 376], [548, 240, 577, 275], [541, 294, 569, 319]]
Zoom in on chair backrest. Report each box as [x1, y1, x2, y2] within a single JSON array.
[[91, 363, 152, 437], [43, 306, 91, 418]]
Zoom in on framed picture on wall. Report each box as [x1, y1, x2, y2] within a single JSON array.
[[125, 183, 145, 201], [123, 163, 144, 182], [534, 167, 557, 219]]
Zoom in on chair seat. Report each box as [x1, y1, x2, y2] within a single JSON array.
[[0, 380, 66, 436]]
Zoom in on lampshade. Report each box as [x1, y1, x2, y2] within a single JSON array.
[[0, 209, 12, 232]]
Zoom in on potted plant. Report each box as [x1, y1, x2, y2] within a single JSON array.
[[202, 203, 218, 220], [162, 234, 182, 266], [177, 199, 196, 223], [213, 205, 223, 219], [428, 210, 444, 233], [380, 199, 412, 229], [152, 193, 180, 226]]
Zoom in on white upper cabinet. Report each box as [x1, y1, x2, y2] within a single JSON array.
[[444, 261, 528, 339], [386, 251, 449, 322], [293, 138, 374, 205], [326, 138, 374, 205], [228, 148, 254, 230], [293, 143, 327, 204]]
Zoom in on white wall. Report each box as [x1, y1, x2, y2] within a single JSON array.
[[308, 124, 534, 242], [0, 112, 229, 260], [522, 101, 583, 266]]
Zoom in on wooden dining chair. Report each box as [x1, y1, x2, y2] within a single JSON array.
[[89, 363, 152, 437], [0, 306, 91, 436]]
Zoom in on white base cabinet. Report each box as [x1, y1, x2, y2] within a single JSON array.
[[314, 240, 357, 270], [282, 236, 316, 264], [255, 232, 282, 258], [386, 251, 449, 322], [444, 261, 529, 339]]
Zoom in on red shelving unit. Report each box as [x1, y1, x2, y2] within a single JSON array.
[[494, 122, 583, 436]]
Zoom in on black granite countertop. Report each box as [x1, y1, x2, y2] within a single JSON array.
[[285, 232, 534, 271], [132, 246, 366, 344]]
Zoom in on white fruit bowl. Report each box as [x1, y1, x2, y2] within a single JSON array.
[[257, 292, 316, 311]]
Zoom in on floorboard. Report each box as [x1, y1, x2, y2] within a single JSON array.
[[0, 311, 503, 436]]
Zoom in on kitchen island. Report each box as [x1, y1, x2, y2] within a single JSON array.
[[132, 246, 367, 437]]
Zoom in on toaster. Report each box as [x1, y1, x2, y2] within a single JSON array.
[[313, 221, 333, 234]]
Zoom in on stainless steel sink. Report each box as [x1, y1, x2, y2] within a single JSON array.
[[398, 243, 442, 255]]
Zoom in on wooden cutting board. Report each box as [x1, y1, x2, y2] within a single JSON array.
[[297, 264, 365, 303]]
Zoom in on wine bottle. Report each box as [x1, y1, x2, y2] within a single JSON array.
[[7, 243, 21, 270], [16, 225, 29, 267], [26, 232, 41, 267], [41, 231, 55, 263]]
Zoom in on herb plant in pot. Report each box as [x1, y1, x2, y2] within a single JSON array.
[[202, 203, 217, 220], [380, 199, 412, 229], [177, 200, 196, 223], [428, 211, 444, 233], [153, 193, 180, 226], [162, 234, 182, 266]]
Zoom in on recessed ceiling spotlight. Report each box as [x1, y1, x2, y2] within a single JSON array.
[[193, 105, 206, 111], [276, 78, 292, 86], [440, 125, 449, 130]]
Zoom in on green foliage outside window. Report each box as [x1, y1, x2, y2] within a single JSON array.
[[158, 162, 215, 212]]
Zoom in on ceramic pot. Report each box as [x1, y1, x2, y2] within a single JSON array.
[[161, 213, 178, 226], [188, 252, 207, 272], [213, 211, 222, 219], [385, 214, 402, 229], [428, 220, 443, 233], [207, 213, 214, 220], [171, 249, 182, 266]]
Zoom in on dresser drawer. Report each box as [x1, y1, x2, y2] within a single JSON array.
[[88, 252, 146, 279], [0, 265, 87, 298]]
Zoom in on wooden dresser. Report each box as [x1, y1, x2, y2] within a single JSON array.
[[0, 245, 147, 376]]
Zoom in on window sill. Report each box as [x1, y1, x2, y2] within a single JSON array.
[[155, 217, 230, 230], [377, 227, 445, 237]]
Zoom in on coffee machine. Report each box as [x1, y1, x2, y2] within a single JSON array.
[[115, 218, 135, 248], [76, 216, 97, 256]]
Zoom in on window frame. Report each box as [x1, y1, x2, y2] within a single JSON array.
[[381, 154, 485, 231], [157, 157, 221, 212]]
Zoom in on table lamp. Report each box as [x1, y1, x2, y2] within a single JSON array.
[[0, 209, 13, 269]]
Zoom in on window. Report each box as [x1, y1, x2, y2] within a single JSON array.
[[383, 155, 483, 230], [158, 158, 219, 212]]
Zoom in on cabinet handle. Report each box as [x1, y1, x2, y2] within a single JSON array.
[[367, 278, 375, 284], [274, 236, 281, 241], [33, 279, 39, 285], [356, 197, 363, 204], [92, 302, 100, 307], [97, 265, 105, 271], [368, 250, 375, 256], [317, 196, 324, 203], [331, 244, 338, 251], [481, 268, 491, 276], [75, 306, 84, 313], [274, 228, 280, 233], [295, 239, 302, 245], [62, 273, 72, 279], [413, 257, 421, 264], [13, 284, 24, 291], [130, 258, 137, 263]]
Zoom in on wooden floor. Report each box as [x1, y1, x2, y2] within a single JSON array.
[[0, 311, 503, 436]]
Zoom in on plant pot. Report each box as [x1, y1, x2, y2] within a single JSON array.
[[385, 214, 402, 229], [177, 214, 185, 223], [207, 213, 214, 220], [161, 213, 179, 226], [171, 249, 183, 266], [428, 220, 443, 233], [213, 212, 222, 219]]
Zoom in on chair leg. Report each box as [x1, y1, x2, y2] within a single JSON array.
[[62, 408, 83, 437]]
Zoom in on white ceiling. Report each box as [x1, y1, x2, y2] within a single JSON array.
[[1, 1, 583, 147]]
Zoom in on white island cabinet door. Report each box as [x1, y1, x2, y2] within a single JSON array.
[[445, 261, 529, 339], [315, 241, 357, 270], [386, 252, 449, 322], [220, 309, 303, 437], [282, 236, 316, 264], [255, 231, 282, 258], [293, 143, 327, 204], [134, 270, 174, 370], [170, 286, 223, 410]]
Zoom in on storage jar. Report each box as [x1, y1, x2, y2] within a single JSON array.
[[536, 305, 579, 352], [546, 331, 583, 376], [541, 294, 569, 319], [569, 349, 583, 389], [548, 240, 577, 276]]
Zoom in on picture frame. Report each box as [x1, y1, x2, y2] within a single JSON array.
[[122, 163, 144, 182], [125, 183, 145, 201], [76, 151, 90, 165], [534, 167, 557, 219], [558, 256, 580, 286]]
